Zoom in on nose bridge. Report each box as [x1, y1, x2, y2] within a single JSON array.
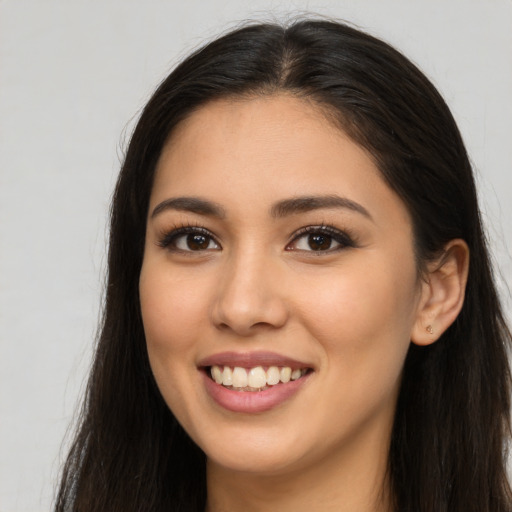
[[212, 245, 287, 335]]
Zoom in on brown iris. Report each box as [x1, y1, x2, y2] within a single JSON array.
[[186, 234, 211, 250], [308, 233, 332, 251]]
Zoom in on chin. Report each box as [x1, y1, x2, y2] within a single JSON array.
[[194, 423, 309, 475], [206, 445, 305, 476]]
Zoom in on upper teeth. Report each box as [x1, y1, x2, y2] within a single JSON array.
[[210, 365, 306, 389]]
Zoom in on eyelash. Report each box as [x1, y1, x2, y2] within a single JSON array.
[[286, 225, 357, 253], [157, 223, 357, 254], [157, 224, 218, 251]]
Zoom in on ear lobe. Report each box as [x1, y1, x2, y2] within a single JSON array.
[[411, 239, 470, 346]]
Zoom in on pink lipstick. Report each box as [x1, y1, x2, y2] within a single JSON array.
[[198, 351, 313, 413]]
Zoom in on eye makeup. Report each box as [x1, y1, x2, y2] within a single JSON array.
[[157, 224, 220, 252], [286, 224, 358, 253], [155, 221, 358, 255]]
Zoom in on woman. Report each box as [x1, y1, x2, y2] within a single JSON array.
[[55, 19, 512, 512]]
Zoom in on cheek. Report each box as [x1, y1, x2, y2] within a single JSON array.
[[293, 256, 419, 386], [139, 264, 210, 356], [139, 263, 210, 422], [139, 269, 209, 425]]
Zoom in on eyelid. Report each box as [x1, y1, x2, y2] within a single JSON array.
[[286, 225, 357, 252], [156, 223, 357, 254], [157, 225, 221, 251]]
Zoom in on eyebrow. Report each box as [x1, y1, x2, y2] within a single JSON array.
[[151, 197, 226, 219], [270, 195, 372, 220], [151, 194, 372, 221]]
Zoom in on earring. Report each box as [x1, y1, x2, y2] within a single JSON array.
[[426, 325, 434, 334]]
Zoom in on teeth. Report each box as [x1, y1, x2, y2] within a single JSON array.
[[248, 366, 267, 388], [222, 366, 233, 386], [210, 365, 308, 389], [232, 367, 248, 388], [266, 366, 280, 385], [280, 367, 292, 383], [211, 365, 223, 384], [291, 369, 302, 380]]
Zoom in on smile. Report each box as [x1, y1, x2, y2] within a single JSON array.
[[210, 365, 309, 391], [199, 351, 314, 412]]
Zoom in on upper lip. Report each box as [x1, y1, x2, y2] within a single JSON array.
[[198, 351, 312, 370]]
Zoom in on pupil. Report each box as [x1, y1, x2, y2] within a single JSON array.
[[187, 234, 209, 250], [308, 234, 331, 250]]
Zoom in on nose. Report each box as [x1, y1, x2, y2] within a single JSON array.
[[211, 250, 289, 337]]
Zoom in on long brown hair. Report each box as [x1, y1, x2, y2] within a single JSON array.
[[55, 19, 512, 511]]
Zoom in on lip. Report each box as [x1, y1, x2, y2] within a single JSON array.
[[201, 370, 311, 413], [198, 351, 311, 370], [198, 351, 313, 413]]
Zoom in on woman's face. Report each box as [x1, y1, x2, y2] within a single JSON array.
[[139, 95, 425, 477]]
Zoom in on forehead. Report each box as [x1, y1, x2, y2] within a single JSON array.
[[151, 94, 411, 231], [156, 94, 369, 186], [164, 95, 340, 157]]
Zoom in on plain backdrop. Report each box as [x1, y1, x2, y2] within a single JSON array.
[[1, 1, 511, 510]]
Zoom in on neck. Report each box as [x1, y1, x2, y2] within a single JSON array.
[[205, 426, 393, 512]]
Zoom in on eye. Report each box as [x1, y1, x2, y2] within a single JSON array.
[[286, 226, 355, 253], [174, 233, 219, 251], [158, 227, 220, 252]]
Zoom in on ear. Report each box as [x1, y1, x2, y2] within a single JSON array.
[[411, 239, 470, 346]]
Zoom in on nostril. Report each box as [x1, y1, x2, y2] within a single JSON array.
[[215, 320, 284, 336]]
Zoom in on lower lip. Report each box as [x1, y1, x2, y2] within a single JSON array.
[[202, 370, 312, 413]]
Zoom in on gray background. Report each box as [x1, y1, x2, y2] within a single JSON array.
[[1, 1, 511, 510]]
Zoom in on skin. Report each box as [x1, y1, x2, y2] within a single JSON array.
[[139, 94, 469, 512]]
